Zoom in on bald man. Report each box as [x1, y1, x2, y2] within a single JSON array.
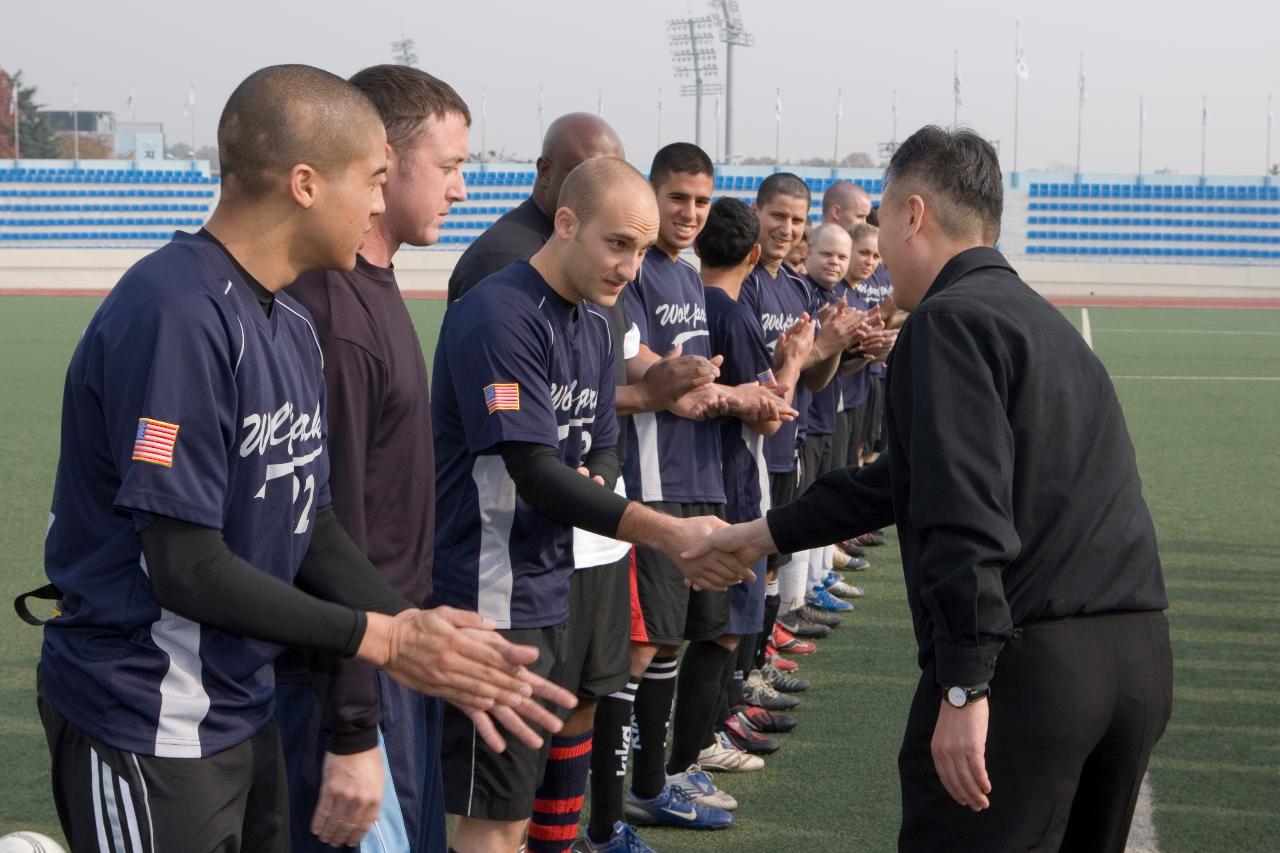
[[35, 64, 575, 853], [822, 180, 872, 230], [430, 157, 753, 853], [446, 111, 624, 301]]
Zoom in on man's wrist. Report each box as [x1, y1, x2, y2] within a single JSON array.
[[356, 611, 395, 668]]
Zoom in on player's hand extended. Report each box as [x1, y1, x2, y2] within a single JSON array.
[[681, 516, 778, 569], [311, 747, 383, 847], [931, 698, 992, 812], [364, 607, 577, 751], [666, 515, 756, 591], [642, 344, 723, 410]]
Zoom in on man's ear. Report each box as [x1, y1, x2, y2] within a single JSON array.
[[747, 243, 762, 267], [553, 205, 578, 240], [906, 195, 927, 241], [289, 164, 319, 210]]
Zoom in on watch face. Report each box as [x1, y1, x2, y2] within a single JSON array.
[[947, 686, 967, 708]]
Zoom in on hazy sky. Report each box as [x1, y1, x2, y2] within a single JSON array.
[[4, 0, 1278, 176]]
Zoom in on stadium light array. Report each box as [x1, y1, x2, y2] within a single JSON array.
[[709, 0, 754, 164], [668, 16, 721, 152]]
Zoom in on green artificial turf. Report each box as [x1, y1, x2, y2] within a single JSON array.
[[0, 298, 1276, 851]]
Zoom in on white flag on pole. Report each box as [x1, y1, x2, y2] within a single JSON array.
[[1016, 29, 1029, 80], [127, 86, 135, 113], [8, 83, 16, 117], [953, 70, 962, 105], [658, 86, 663, 117], [775, 89, 782, 125], [481, 86, 487, 121], [1078, 65, 1087, 104], [183, 84, 195, 116], [715, 93, 720, 121], [1202, 96, 1209, 126], [597, 86, 604, 116], [836, 89, 843, 123], [72, 85, 79, 107]]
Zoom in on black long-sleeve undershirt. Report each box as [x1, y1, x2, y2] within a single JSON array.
[[138, 506, 412, 658], [498, 442, 628, 536]]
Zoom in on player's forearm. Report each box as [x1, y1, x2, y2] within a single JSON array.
[[615, 381, 657, 417], [614, 502, 684, 555], [802, 351, 842, 392], [500, 442, 631, 536]]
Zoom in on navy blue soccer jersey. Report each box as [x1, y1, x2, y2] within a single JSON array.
[[41, 231, 331, 759], [622, 248, 724, 505], [840, 285, 874, 411], [738, 262, 818, 473], [432, 261, 619, 629], [859, 267, 893, 378], [704, 286, 772, 525], [804, 276, 853, 436]]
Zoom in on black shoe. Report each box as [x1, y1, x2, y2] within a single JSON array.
[[777, 610, 831, 639], [732, 704, 799, 733], [801, 605, 844, 628]]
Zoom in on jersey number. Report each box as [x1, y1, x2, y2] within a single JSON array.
[[293, 474, 316, 535]]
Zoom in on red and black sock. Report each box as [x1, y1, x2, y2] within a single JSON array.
[[527, 729, 593, 853]]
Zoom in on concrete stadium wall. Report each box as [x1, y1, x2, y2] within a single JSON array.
[[3, 247, 1277, 300]]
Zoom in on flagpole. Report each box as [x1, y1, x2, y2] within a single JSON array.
[[1201, 94, 1207, 179], [1013, 22, 1020, 173], [892, 90, 898, 144], [657, 86, 663, 149], [1138, 94, 1144, 177], [714, 94, 720, 164], [129, 85, 137, 169], [1268, 93, 1274, 176], [1075, 53, 1084, 176], [833, 88, 842, 166], [480, 86, 487, 164], [775, 88, 782, 169], [953, 51, 960, 125], [72, 84, 79, 163], [538, 85, 544, 142], [12, 85, 18, 162]]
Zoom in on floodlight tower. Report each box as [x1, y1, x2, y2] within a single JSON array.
[[667, 16, 721, 151], [710, 0, 754, 164], [391, 35, 419, 67]]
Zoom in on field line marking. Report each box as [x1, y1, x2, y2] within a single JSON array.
[[1110, 375, 1280, 381], [1094, 328, 1280, 337], [1125, 773, 1161, 853], [1081, 308, 1093, 349]]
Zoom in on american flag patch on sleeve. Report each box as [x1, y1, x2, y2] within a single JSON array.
[[132, 417, 180, 467], [757, 369, 781, 393], [484, 383, 521, 414]]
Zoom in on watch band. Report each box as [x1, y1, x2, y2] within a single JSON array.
[[945, 684, 991, 708]]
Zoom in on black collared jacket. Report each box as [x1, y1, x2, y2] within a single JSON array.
[[768, 247, 1167, 687]]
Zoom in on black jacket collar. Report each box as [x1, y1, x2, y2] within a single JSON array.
[[919, 246, 1016, 306]]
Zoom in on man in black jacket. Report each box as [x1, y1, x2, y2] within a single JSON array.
[[686, 125, 1172, 852]]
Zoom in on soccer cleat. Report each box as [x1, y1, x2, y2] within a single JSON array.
[[733, 703, 798, 733], [777, 609, 831, 639], [570, 822, 657, 852], [699, 731, 766, 772], [624, 784, 734, 830], [762, 661, 810, 693], [666, 764, 738, 811], [821, 569, 844, 588], [828, 579, 864, 598], [744, 668, 801, 710], [854, 530, 887, 547], [836, 539, 868, 559], [800, 604, 845, 628], [722, 712, 781, 754], [830, 547, 853, 569], [765, 650, 799, 672], [807, 585, 855, 613], [772, 624, 818, 654]]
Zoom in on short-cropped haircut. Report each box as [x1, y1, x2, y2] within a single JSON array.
[[649, 142, 714, 189], [756, 172, 811, 208], [349, 64, 471, 154], [557, 156, 649, 226], [696, 197, 760, 269], [884, 125, 1003, 244]]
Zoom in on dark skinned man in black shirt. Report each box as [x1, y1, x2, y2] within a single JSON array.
[[686, 125, 1172, 853]]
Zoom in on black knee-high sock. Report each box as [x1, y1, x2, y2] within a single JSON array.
[[755, 592, 783, 669], [710, 643, 738, 742], [631, 655, 678, 799], [588, 678, 638, 844], [729, 633, 756, 708], [667, 641, 733, 775]]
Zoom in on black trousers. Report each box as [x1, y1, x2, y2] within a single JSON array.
[[899, 610, 1172, 853]]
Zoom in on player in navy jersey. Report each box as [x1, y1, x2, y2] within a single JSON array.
[[693, 197, 814, 767], [740, 173, 863, 659], [617, 145, 796, 833], [278, 66, 472, 853], [432, 156, 754, 853], [34, 65, 575, 853], [821, 180, 873, 230]]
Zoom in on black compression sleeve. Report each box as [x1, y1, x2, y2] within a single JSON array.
[[138, 514, 365, 657], [295, 506, 414, 616], [499, 442, 631, 537], [583, 445, 621, 491]]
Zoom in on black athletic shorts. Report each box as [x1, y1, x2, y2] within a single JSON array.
[[832, 408, 857, 472], [561, 554, 632, 704], [441, 623, 566, 821], [766, 472, 798, 571], [799, 432, 833, 494], [39, 682, 289, 853], [629, 502, 729, 646], [859, 376, 885, 447]]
